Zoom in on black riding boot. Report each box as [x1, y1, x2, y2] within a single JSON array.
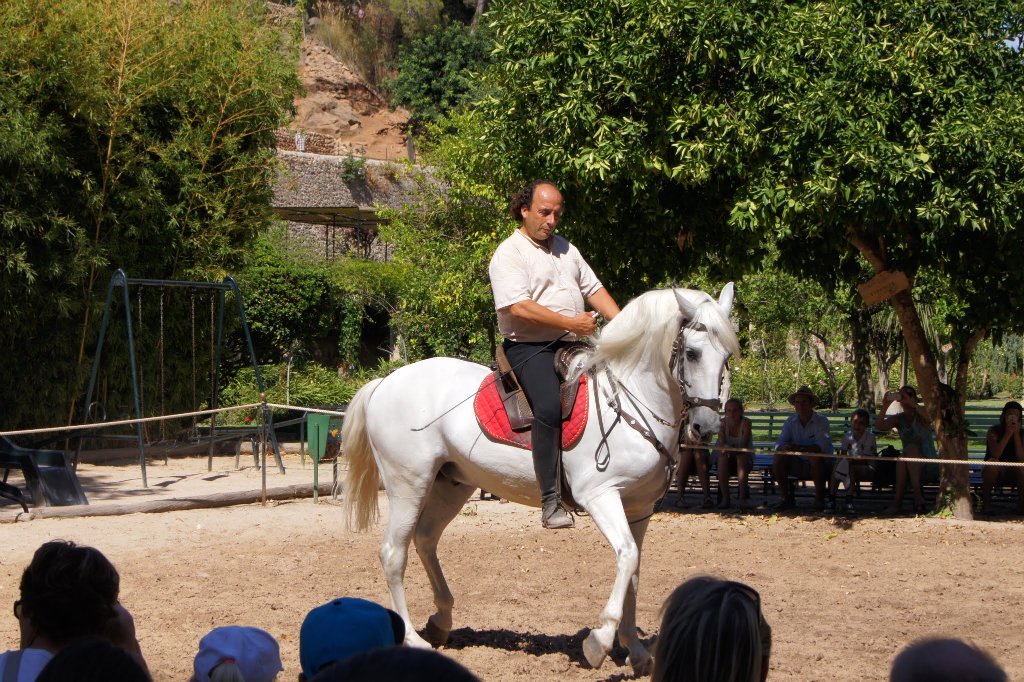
[[532, 420, 572, 529]]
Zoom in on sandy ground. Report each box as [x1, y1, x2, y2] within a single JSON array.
[[2, 452, 1023, 681]]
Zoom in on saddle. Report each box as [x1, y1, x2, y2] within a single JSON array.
[[473, 343, 591, 451], [494, 343, 588, 431]]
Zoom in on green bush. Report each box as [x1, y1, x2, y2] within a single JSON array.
[[0, 0, 300, 429], [388, 22, 493, 131], [730, 356, 854, 409], [218, 360, 400, 423], [313, 2, 402, 90], [235, 233, 404, 368], [340, 152, 367, 181]]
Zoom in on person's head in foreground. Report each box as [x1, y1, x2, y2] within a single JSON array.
[[17, 540, 120, 651], [192, 626, 282, 682], [651, 576, 771, 682], [299, 597, 405, 680], [309, 646, 479, 682], [889, 637, 1006, 682], [35, 638, 149, 682]]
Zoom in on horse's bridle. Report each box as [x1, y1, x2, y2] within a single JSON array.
[[669, 321, 724, 422], [594, 319, 726, 464]]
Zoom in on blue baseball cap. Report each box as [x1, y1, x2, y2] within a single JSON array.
[[193, 626, 282, 682], [299, 597, 405, 677]]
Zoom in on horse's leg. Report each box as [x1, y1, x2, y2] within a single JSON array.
[[413, 474, 476, 648], [616, 515, 652, 675], [581, 492, 641, 670], [379, 478, 437, 649]]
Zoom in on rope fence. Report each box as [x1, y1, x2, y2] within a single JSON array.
[[0, 400, 351, 506], [0, 402, 345, 439], [678, 443, 1024, 468], [0, 403, 263, 438], [2, 402, 1020, 469], [266, 403, 345, 417]]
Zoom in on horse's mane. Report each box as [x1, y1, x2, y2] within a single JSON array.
[[576, 288, 739, 384]]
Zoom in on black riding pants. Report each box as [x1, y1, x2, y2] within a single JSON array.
[[502, 339, 565, 429]]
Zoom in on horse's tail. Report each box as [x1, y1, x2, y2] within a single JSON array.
[[342, 378, 383, 532]]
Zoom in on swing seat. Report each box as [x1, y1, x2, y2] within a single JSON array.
[[0, 436, 88, 507]]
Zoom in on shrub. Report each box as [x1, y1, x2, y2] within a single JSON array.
[[388, 22, 493, 132], [218, 360, 400, 423], [730, 356, 853, 410], [312, 1, 402, 90]]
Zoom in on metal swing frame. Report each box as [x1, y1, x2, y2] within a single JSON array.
[[82, 269, 283, 486]]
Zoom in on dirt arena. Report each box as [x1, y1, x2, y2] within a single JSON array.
[[1, 454, 1022, 681]]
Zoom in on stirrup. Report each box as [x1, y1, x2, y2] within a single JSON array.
[[542, 501, 574, 529]]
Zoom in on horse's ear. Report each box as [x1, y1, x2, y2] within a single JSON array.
[[718, 282, 735, 317], [673, 288, 698, 322]]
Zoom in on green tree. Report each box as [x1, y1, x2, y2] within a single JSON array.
[[0, 0, 300, 428], [388, 23, 493, 132], [380, 178, 504, 362], [453, 0, 1024, 517], [238, 231, 405, 368], [739, 263, 853, 411]]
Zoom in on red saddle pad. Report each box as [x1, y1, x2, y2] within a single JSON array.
[[473, 372, 589, 450]]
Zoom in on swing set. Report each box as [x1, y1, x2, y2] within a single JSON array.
[[82, 269, 284, 486]]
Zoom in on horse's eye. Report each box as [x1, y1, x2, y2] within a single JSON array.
[[685, 349, 699, 362]]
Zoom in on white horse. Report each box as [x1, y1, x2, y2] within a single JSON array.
[[342, 284, 738, 674]]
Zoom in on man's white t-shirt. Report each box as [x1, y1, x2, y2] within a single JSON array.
[[489, 230, 603, 342]]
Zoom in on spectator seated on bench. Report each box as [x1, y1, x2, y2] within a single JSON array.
[[876, 385, 937, 515], [674, 444, 714, 509], [773, 386, 833, 512], [980, 400, 1024, 515], [715, 398, 754, 510], [830, 408, 877, 514]]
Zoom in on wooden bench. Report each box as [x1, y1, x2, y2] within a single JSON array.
[[719, 407, 1016, 503], [745, 410, 851, 501], [673, 405, 1021, 507]]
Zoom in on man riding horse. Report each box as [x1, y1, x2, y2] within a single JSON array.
[[488, 180, 621, 529]]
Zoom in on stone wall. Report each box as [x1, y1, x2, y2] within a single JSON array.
[[272, 150, 439, 262], [273, 149, 428, 210]]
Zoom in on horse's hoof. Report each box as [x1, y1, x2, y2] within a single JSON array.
[[423, 618, 450, 648], [582, 631, 608, 669], [628, 651, 653, 676], [405, 630, 432, 649]]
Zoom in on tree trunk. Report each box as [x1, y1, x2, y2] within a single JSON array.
[[812, 344, 840, 412], [935, 328, 986, 519], [760, 335, 775, 406], [846, 226, 974, 518], [900, 340, 909, 387], [470, 0, 489, 33], [850, 307, 873, 409]]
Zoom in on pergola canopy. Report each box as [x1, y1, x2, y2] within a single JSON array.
[[273, 205, 386, 228]]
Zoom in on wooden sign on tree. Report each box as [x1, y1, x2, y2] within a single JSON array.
[[858, 271, 910, 306]]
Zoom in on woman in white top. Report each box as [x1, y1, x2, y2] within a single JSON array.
[[716, 398, 754, 509]]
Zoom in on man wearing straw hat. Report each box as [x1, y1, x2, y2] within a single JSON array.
[[773, 386, 833, 511]]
